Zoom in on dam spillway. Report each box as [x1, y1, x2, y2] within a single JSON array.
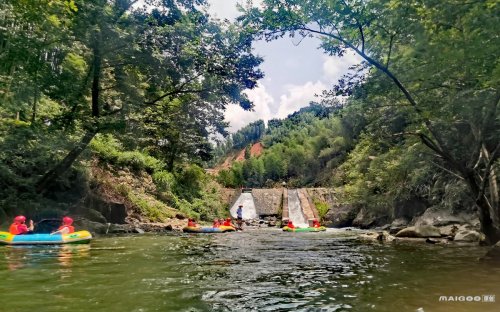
[[230, 192, 258, 219], [287, 189, 309, 227]]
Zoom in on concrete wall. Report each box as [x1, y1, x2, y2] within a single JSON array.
[[252, 188, 283, 216]]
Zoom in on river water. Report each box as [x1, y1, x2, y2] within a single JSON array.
[[0, 228, 499, 312]]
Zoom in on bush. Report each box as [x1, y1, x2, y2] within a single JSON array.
[[153, 170, 175, 192]]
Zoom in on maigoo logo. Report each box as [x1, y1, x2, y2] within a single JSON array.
[[69, 234, 79, 238], [0, 233, 8, 239], [439, 295, 495, 303]]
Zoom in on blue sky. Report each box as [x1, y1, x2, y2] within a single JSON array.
[[209, 1, 361, 132]]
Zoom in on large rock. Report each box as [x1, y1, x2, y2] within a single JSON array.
[[325, 204, 360, 227], [393, 198, 427, 220], [413, 206, 476, 227], [439, 224, 459, 237], [359, 231, 395, 242], [454, 230, 484, 242], [482, 241, 500, 261], [389, 218, 409, 234], [395, 225, 442, 238], [84, 192, 127, 224], [352, 207, 390, 229]]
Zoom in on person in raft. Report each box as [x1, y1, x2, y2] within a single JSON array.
[[286, 220, 296, 229], [9, 215, 34, 235], [312, 219, 321, 228], [213, 219, 221, 228], [187, 218, 198, 227], [51, 216, 75, 235], [222, 217, 235, 227], [236, 205, 243, 230]]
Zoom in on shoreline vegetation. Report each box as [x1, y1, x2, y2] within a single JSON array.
[[1, 0, 498, 247]]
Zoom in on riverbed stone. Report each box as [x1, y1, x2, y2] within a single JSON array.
[[389, 218, 409, 234], [482, 241, 500, 261], [439, 224, 459, 237], [359, 231, 395, 242], [454, 230, 484, 242], [395, 225, 441, 238]]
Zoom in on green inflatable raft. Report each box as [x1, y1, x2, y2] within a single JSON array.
[[282, 226, 326, 232]]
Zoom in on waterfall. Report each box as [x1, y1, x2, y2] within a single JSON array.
[[230, 192, 258, 219], [287, 189, 308, 227]]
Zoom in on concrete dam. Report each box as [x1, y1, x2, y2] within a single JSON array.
[[229, 188, 320, 226]]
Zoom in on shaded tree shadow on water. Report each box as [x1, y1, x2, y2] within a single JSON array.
[[1, 244, 91, 272]]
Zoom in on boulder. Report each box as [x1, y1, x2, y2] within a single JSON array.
[[454, 230, 484, 242], [439, 224, 459, 237], [352, 207, 390, 229], [413, 206, 475, 227], [389, 218, 409, 234], [395, 225, 441, 238], [83, 192, 128, 224], [482, 241, 500, 261], [359, 231, 394, 242], [84, 208, 108, 223], [393, 198, 427, 220], [324, 204, 359, 227]]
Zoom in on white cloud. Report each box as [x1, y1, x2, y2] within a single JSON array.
[[275, 81, 327, 119], [225, 84, 273, 132], [207, 0, 263, 20], [322, 52, 363, 83]]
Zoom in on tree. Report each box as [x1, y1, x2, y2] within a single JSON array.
[[241, 0, 500, 243], [22, 0, 262, 192]]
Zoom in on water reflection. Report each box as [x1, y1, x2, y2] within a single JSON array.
[[2, 244, 90, 274]]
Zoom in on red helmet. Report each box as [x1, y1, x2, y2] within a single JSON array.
[[63, 216, 73, 225], [14, 215, 26, 224]]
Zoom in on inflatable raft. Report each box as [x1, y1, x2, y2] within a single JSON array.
[[282, 226, 326, 232], [0, 231, 93, 245], [183, 225, 236, 233]]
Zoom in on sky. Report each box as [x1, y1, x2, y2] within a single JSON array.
[[207, 0, 362, 132]]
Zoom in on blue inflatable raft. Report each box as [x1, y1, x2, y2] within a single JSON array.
[[0, 231, 93, 245], [183, 225, 236, 233]]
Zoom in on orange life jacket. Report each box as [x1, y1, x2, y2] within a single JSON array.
[[287, 222, 295, 229], [9, 223, 28, 235], [9, 223, 19, 235], [58, 225, 75, 233], [223, 220, 231, 226], [187, 221, 197, 227], [213, 221, 220, 228]]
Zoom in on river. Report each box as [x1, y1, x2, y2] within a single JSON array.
[[0, 228, 498, 312]]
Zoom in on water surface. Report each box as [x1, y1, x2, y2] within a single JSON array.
[[0, 228, 498, 311]]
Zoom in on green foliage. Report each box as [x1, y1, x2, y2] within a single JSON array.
[[313, 199, 329, 222], [173, 164, 206, 201], [232, 120, 265, 150], [152, 171, 175, 193], [217, 103, 358, 187], [0, 0, 263, 222], [91, 134, 164, 173]]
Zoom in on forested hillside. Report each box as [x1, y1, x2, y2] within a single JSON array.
[[0, 0, 262, 223], [219, 0, 500, 243]]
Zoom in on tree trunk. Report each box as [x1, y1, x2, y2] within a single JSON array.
[[36, 130, 98, 193], [464, 172, 500, 245], [91, 37, 101, 118], [477, 196, 500, 245], [31, 83, 39, 124]]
